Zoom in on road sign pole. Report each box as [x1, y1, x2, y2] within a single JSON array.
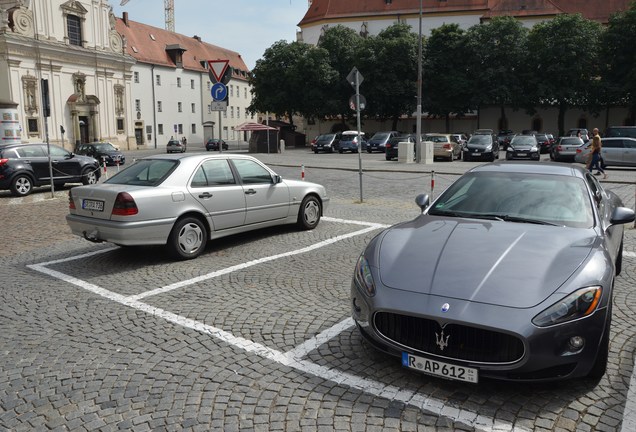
[[219, 111, 223, 152], [356, 71, 363, 203]]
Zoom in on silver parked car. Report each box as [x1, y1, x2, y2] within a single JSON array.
[[351, 162, 634, 382], [550, 136, 584, 162], [66, 154, 329, 260], [574, 137, 636, 167]]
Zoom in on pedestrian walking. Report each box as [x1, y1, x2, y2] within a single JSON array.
[[588, 128, 607, 179]]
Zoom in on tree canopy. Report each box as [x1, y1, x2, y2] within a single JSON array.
[[249, 11, 636, 132]]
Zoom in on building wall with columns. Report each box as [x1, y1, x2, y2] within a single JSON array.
[[0, 0, 135, 150]]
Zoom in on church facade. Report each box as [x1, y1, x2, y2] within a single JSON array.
[[0, 0, 135, 149]]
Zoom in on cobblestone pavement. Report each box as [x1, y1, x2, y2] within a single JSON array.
[[0, 147, 635, 431]]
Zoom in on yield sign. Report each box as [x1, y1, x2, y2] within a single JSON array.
[[207, 59, 229, 83]]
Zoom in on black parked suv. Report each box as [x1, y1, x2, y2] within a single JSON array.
[[75, 142, 125, 166], [462, 133, 500, 161], [0, 143, 101, 196]]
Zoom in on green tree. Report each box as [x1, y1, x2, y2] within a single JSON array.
[[317, 25, 363, 128], [248, 40, 336, 125], [422, 23, 473, 132], [357, 23, 419, 131], [525, 14, 603, 136], [600, 2, 636, 124], [465, 16, 528, 130]]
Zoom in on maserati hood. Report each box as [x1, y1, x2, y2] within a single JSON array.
[[378, 217, 595, 308]]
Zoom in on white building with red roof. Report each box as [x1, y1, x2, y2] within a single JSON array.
[[115, 12, 254, 149]]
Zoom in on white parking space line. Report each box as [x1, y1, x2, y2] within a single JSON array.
[[621, 251, 636, 431], [622, 372, 636, 432], [129, 217, 388, 301], [28, 217, 556, 432]]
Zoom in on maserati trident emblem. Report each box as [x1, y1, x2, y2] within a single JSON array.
[[435, 330, 450, 351]]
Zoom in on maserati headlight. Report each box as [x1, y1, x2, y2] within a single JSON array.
[[532, 286, 602, 327], [354, 254, 376, 296]]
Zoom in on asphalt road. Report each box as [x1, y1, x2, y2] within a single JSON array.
[[1, 146, 635, 431]]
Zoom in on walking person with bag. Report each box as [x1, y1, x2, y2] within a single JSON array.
[[588, 128, 607, 179]]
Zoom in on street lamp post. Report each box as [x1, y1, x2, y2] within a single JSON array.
[[415, 0, 423, 163]]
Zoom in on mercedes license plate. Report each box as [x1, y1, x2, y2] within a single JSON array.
[[82, 199, 104, 212], [517, 152, 527, 157], [472, 152, 480, 156], [402, 352, 478, 383]]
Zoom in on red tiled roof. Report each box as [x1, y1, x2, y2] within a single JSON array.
[[300, 0, 489, 25], [115, 15, 249, 79], [299, 0, 631, 26], [484, 0, 631, 22]]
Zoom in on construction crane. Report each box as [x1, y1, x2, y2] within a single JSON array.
[[120, 0, 175, 33]]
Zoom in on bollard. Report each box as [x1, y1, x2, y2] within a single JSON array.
[[102, 157, 108, 178], [430, 171, 435, 201], [301, 164, 305, 181], [116, 159, 120, 173]]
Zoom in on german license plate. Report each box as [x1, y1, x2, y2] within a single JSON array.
[[517, 152, 527, 157], [82, 199, 104, 212], [402, 352, 478, 383], [472, 152, 480, 156]]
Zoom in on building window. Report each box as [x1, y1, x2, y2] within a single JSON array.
[[191, 103, 195, 113], [134, 72, 139, 83], [158, 124, 164, 135], [237, 108, 240, 119], [27, 118, 39, 134], [177, 77, 181, 88], [178, 124, 183, 134], [230, 85, 234, 97], [157, 101, 162, 112], [156, 75, 161, 86], [230, 106, 234, 118], [178, 102, 182, 112], [207, 104, 211, 114], [116, 118, 124, 132], [191, 79, 195, 89], [223, 110, 227, 119], [67, 15, 82, 46], [244, 88, 247, 99], [135, 99, 141, 112], [191, 124, 196, 134], [207, 81, 210, 90]]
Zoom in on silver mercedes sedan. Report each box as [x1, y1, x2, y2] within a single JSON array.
[[351, 162, 634, 382], [66, 154, 329, 260]]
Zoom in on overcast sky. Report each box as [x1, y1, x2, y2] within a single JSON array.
[[111, 0, 310, 70]]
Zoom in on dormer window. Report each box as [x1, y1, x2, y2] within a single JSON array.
[[165, 44, 187, 68]]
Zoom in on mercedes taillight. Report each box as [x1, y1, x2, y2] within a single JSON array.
[[112, 192, 138, 216]]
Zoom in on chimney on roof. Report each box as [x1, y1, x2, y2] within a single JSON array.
[[123, 12, 129, 27], [193, 35, 201, 42]]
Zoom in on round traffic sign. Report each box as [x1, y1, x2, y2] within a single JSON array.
[[349, 94, 366, 111], [211, 82, 228, 101]]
